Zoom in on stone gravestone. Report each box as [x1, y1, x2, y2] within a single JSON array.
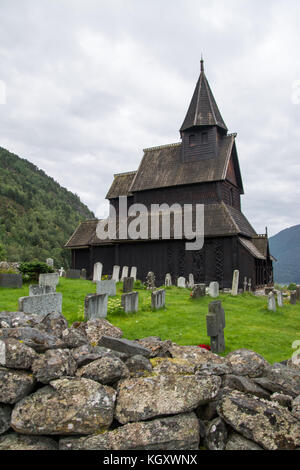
[[121, 266, 129, 281], [151, 289, 166, 310], [59, 267, 65, 277], [206, 300, 225, 353], [112, 265, 120, 282], [277, 291, 283, 308], [177, 277, 186, 288], [39, 273, 59, 289], [80, 268, 87, 280], [296, 285, 300, 301], [209, 282, 219, 298], [18, 293, 63, 316], [130, 267, 137, 281], [121, 292, 139, 313], [123, 277, 134, 293], [243, 277, 247, 292], [248, 279, 252, 291], [93, 262, 103, 282], [97, 280, 116, 297], [188, 274, 195, 288], [46, 258, 54, 267], [65, 269, 81, 279], [165, 273, 172, 287], [290, 291, 297, 305], [268, 293, 276, 312], [29, 284, 55, 296], [231, 270, 239, 296], [84, 293, 108, 320], [0, 273, 22, 288], [146, 272, 156, 290], [191, 284, 206, 299]]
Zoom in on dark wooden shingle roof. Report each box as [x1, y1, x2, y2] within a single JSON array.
[[105, 171, 136, 199], [129, 134, 236, 193]]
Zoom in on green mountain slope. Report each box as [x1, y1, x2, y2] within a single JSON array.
[[269, 224, 300, 284], [0, 146, 94, 267]]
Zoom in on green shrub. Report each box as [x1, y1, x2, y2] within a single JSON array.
[[134, 280, 146, 290], [0, 243, 6, 260], [18, 261, 54, 282], [288, 283, 297, 291], [107, 298, 124, 315]]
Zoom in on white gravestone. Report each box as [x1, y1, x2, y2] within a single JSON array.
[[268, 293, 276, 312], [231, 270, 239, 296], [39, 273, 59, 290], [188, 274, 195, 288], [277, 291, 283, 308], [165, 273, 172, 287], [121, 266, 128, 281], [209, 282, 219, 298], [93, 262, 103, 282], [97, 280, 116, 297], [130, 266, 137, 281], [112, 265, 120, 282], [177, 277, 186, 288]]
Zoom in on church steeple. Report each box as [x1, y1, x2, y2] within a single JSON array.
[[180, 59, 227, 133]]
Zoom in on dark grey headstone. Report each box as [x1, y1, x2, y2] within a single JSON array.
[[151, 289, 166, 310], [191, 284, 206, 298], [0, 274, 22, 289], [206, 300, 226, 354], [66, 269, 81, 279], [123, 277, 134, 293], [121, 292, 138, 313], [290, 291, 297, 305], [98, 336, 151, 358], [18, 293, 63, 316], [84, 293, 108, 320]]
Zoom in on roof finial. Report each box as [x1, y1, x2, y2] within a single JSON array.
[[200, 55, 204, 73]]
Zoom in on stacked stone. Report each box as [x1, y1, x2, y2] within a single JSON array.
[[0, 312, 299, 451]]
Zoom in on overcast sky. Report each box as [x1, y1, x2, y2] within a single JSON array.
[[0, 0, 300, 237]]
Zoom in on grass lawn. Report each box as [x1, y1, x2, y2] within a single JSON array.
[[0, 277, 299, 364]]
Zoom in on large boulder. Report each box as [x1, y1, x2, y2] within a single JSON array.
[[169, 344, 227, 367], [72, 319, 123, 345], [204, 417, 228, 450], [0, 327, 64, 352], [225, 432, 263, 450], [76, 355, 129, 385], [0, 338, 37, 369], [115, 374, 221, 424], [38, 312, 68, 337], [254, 365, 300, 398], [125, 355, 153, 377], [0, 367, 36, 404], [59, 413, 200, 450], [0, 433, 58, 450], [0, 311, 41, 329], [137, 337, 172, 358], [60, 328, 88, 349], [151, 357, 196, 376], [11, 377, 116, 435], [32, 349, 77, 383], [223, 374, 270, 399], [226, 349, 269, 378], [0, 405, 12, 434], [292, 396, 300, 420], [217, 389, 300, 450]]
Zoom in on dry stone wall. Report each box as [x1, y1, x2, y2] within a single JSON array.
[[0, 311, 299, 451]]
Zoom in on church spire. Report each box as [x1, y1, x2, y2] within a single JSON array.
[[180, 60, 227, 132]]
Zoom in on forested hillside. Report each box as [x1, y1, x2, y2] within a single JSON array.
[[269, 224, 300, 284], [0, 146, 94, 267]]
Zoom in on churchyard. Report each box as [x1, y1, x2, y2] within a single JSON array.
[[0, 276, 299, 363]]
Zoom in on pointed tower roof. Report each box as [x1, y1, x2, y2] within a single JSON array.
[[180, 59, 228, 132]]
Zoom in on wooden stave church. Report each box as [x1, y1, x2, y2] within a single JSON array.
[[65, 60, 274, 289]]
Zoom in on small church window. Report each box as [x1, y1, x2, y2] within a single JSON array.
[[189, 134, 196, 147], [201, 132, 208, 144]]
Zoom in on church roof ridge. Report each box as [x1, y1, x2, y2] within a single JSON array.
[[143, 142, 181, 153]]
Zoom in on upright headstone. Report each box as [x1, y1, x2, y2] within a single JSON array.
[[296, 285, 300, 301], [96, 280, 116, 297], [206, 300, 226, 353], [66, 269, 81, 279], [59, 267, 66, 277], [39, 273, 59, 289], [121, 292, 139, 313], [0, 273, 22, 288], [146, 272, 156, 290], [121, 266, 128, 281], [46, 258, 54, 267], [93, 262, 103, 282], [243, 277, 247, 292], [123, 277, 134, 293], [209, 282, 219, 298], [151, 289, 166, 310], [277, 291, 283, 308], [112, 265, 120, 282], [231, 270, 239, 296], [248, 279, 252, 292], [188, 274, 195, 288], [84, 293, 108, 320], [290, 291, 297, 305], [80, 268, 87, 280], [268, 292, 276, 312], [18, 293, 63, 316], [130, 267, 137, 281], [165, 273, 172, 287], [191, 284, 206, 298], [177, 277, 186, 288], [29, 284, 55, 296]]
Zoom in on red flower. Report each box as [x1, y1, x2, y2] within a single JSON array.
[[198, 344, 211, 351]]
